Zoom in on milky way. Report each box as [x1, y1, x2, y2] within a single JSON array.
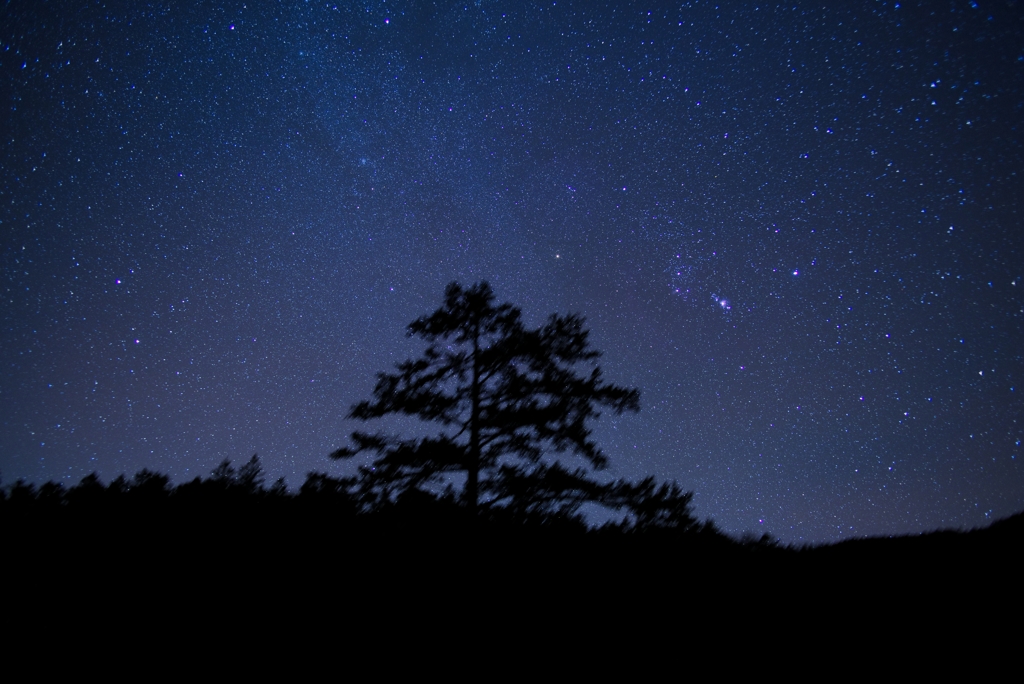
[[2, 0, 1022, 541]]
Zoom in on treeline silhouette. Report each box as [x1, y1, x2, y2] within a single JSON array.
[[0, 454, 725, 542], [4, 456, 1021, 560], [0, 456, 737, 604], [3, 456, 1021, 632]]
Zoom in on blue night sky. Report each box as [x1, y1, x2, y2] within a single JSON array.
[[2, 0, 1022, 542]]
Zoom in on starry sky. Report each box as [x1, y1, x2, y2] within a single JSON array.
[[2, 0, 1023, 542]]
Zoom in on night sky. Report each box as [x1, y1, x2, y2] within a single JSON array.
[[3, 0, 1023, 542]]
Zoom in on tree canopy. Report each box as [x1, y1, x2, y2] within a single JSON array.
[[331, 281, 641, 516]]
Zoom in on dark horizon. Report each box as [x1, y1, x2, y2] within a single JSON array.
[[2, 0, 1022, 543]]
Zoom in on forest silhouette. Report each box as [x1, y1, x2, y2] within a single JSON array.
[[3, 282, 1021, 609]]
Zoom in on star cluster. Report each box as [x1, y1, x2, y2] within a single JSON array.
[[2, 0, 1022, 541]]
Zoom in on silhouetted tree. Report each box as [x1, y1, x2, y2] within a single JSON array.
[[129, 469, 171, 497], [66, 472, 107, 508], [331, 281, 640, 514], [607, 478, 702, 533], [236, 454, 265, 493], [181, 454, 284, 501], [37, 481, 66, 508], [482, 461, 611, 520]]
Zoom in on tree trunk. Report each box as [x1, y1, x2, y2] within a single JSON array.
[[467, 317, 481, 514]]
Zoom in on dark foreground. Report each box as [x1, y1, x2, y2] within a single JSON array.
[[4, 474, 1020, 604], [6, 508, 1020, 653], [6, 473, 1018, 660]]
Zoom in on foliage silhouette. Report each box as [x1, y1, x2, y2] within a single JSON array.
[[330, 280, 642, 518]]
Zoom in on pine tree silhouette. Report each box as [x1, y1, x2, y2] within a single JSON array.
[[331, 281, 640, 514]]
